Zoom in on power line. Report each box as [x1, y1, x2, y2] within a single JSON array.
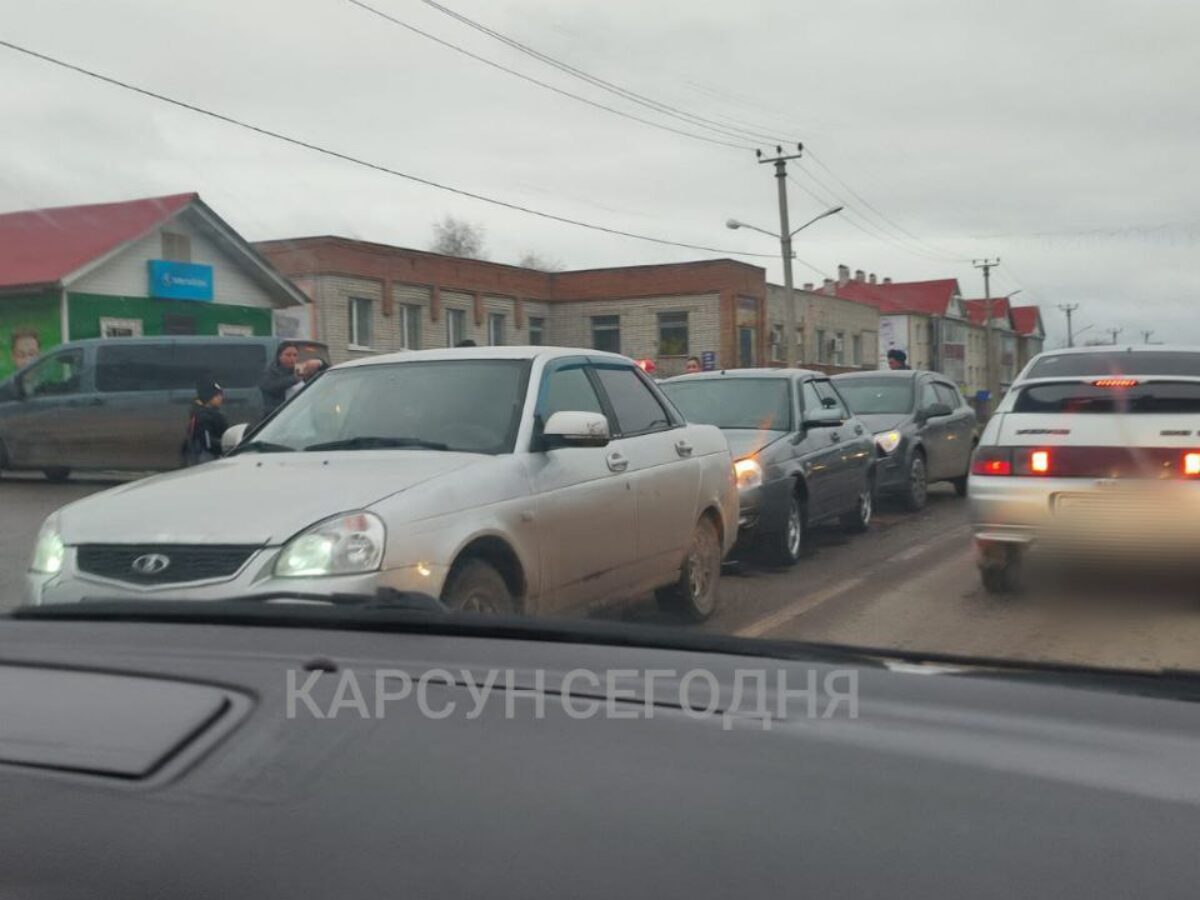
[[0, 37, 782, 260], [413, 0, 789, 147], [341, 0, 750, 151]]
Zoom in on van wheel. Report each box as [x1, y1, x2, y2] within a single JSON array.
[[657, 516, 722, 621], [442, 558, 515, 614], [43, 468, 71, 483]]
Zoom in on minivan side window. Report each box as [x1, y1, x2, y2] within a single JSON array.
[[20, 349, 84, 397], [593, 366, 671, 436], [96, 343, 266, 392]]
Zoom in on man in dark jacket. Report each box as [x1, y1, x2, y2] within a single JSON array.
[[259, 342, 320, 418], [181, 378, 228, 466], [886, 348, 911, 370]]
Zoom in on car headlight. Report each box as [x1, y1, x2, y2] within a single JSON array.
[[275, 511, 386, 577], [875, 430, 903, 455], [734, 457, 763, 490], [30, 517, 65, 575]]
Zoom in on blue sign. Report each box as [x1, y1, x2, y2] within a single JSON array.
[[148, 260, 213, 302], [701, 351, 717, 371]]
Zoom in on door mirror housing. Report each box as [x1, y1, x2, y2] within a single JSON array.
[[221, 423, 250, 455], [542, 411, 610, 449], [923, 402, 953, 420]]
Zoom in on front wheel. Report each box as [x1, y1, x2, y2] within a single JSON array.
[[840, 478, 873, 533], [657, 516, 723, 621], [764, 494, 804, 566], [902, 453, 928, 512], [441, 558, 515, 614]]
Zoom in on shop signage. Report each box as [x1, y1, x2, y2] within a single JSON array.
[[148, 260, 214, 302]]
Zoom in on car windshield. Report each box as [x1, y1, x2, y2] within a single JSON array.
[[253, 360, 529, 454], [834, 379, 914, 415], [661, 379, 791, 431]]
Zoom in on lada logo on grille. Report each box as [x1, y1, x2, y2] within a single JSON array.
[[131, 553, 171, 575]]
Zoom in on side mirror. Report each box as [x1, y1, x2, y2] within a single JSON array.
[[221, 423, 250, 455], [542, 411, 610, 449], [923, 402, 953, 419]]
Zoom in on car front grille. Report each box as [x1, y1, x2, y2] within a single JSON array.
[[75, 544, 259, 585]]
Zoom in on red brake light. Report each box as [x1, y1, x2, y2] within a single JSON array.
[[972, 448, 1013, 476], [1029, 449, 1051, 474], [1184, 452, 1200, 477], [1092, 378, 1139, 388]]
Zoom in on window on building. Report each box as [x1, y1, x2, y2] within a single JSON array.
[[100, 317, 144, 338], [399, 304, 422, 350], [488, 313, 506, 346], [591, 315, 620, 353], [657, 311, 689, 356], [528, 316, 546, 346], [349, 297, 374, 349], [816, 329, 828, 363], [217, 323, 253, 337], [833, 331, 846, 365], [738, 326, 757, 367], [161, 231, 191, 263], [851, 334, 862, 366], [770, 325, 784, 363], [446, 308, 467, 346]]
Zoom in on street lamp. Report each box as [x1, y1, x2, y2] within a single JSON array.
[[725, 205, 843, 367]]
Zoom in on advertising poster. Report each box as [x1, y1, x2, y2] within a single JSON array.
[[877, 315, 909, 369], [0, 296, 61, 380]]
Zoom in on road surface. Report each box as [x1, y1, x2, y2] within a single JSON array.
[[4, 473, 1200, 672]]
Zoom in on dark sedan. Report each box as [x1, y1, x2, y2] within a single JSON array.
[[833, 370, 976, 510], [661, 369, 874, 566]]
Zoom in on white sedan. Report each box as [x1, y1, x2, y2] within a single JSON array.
[[28, 347, 738, 620]]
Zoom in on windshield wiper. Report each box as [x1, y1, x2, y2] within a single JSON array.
[[304, 436, 450, 452], [231, 440, 296, 455]]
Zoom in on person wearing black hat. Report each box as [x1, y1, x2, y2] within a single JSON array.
[[181, 378, 229, 466], [886, 348, 910, 370]]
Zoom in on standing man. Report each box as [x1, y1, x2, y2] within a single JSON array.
[[887, 349, 910, 370], [259, 342, 321, 419]]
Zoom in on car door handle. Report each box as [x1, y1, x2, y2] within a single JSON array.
[[606, 452, 629, 473], [674, 439, 693, 457]]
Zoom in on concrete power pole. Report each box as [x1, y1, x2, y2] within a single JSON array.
[[1141, 329, 1154, 344], [973, 258, 1001, 410], [1058, 303, 1080, 348], [758, 144, 805, 367], [1107, 327, 1124, 345]]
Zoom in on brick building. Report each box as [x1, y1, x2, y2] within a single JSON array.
[[765, 283, 879, 372], [254, 237, 769, 376]]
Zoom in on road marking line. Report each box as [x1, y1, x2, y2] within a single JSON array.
[[887, 524, 971, 563], [735, 577, 866, 639]]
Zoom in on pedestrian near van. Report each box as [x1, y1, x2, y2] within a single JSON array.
[[181, 378, 228, 466], [260, 342, 321, 418]]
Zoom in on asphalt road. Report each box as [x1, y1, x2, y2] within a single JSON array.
[[4, 473, 1200, 672]]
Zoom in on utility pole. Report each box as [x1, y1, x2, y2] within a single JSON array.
[[1140, 329, 1154, 344], [973, 258, 1001, 410], [758, 144, 805, 367], [1107, 326, 1124, 345], [1058, 303, 1080, 347]]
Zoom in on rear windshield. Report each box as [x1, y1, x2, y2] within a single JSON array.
[[1028, 351, 1200, 379], [662, 378, 792, 430], [834, 378, 914, 415], [1014, 381, 1200, 414]]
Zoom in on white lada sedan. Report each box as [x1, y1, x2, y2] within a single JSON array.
[[969, 346, 1200, 593], [27, 348, 738, 620]]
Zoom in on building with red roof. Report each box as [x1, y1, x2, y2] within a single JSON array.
[[0, 193, 309, 378]]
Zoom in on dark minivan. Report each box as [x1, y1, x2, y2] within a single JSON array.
[[833, 369, 976, 510], [0, 336, 328, 479]]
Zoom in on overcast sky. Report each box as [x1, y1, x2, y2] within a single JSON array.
[[2, 0, 1198, 345]]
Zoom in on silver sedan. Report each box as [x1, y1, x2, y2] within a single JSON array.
[[27, 348, 738, 620]]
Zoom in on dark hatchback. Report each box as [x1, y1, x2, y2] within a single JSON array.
[[661, 369, 874, 566], [833, 369, 976, 510]]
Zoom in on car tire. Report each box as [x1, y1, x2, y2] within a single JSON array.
[[951, 475, 968, 497], [980, 546, 1022, 595], [764, 494, 805, 567], [902, 452, 928, 512], [840, 476, 874, 533], [43, 467, 70, 483], [657, 516, 722, 622], [441, 558, 515, 614]]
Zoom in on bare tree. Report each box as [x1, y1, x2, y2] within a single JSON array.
[[517, 251, 564, 272], [430, 216, 487, 259]]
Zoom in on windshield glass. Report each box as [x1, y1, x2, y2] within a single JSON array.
[[253, 360, 529, 454], [835, 379, 915, 415], [1014, 381, 1200, 414], [661, 379, 791, 430]]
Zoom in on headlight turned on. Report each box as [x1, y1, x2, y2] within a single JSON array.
[[275, 511, 387, 577], [874, 430, 902, 455], [734, 457, 763, 490], [30, 517, 65, 575]]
